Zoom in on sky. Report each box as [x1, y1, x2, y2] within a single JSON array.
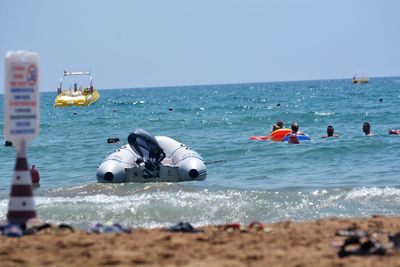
[[1, 0, 399, 92]]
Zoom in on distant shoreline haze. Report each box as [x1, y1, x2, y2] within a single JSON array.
[[1, 75, 399, 95]]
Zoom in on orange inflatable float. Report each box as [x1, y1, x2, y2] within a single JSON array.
[[269, 128, 291, 141], [249, 128, 291, 141]]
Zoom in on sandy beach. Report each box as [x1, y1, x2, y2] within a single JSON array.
[[1, 216, 400, 267]]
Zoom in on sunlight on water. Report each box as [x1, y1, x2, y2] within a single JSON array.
[[1, 77, 400, 227]]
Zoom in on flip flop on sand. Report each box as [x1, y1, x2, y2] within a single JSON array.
[[335, 227, 369, 238], [1, 222, 74, 237], [2, 224, 23, 237], [222, 221, 270, 232], [248, 221, 266, 230], [87, 222, 131, 234], [223, 223, 243, 231], [166, 222, 204, 233], [338, 237, 386, 257], [389, 233, 400, 249]]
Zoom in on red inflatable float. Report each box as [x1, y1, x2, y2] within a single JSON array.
[[249, 128, 292, 141]]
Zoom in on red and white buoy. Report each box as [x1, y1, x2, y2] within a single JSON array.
[[7, 141, 38, 224]]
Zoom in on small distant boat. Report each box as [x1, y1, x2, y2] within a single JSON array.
[[54, 71, 100, 107], [352, 75, 369, 84]]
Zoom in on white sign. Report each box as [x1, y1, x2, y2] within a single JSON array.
[[4, 51, 40, 143]]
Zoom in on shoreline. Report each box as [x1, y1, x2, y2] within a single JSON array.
[[1, 215, 400, 266]]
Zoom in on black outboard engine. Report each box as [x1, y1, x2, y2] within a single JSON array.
[[128, 129, 166, 178]]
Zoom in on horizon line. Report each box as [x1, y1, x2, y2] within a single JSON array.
[[0, 75, 399, 94], [81, 74, 400, 91]]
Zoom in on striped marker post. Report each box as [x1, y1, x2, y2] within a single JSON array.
[[4, 51, 40, 225], [7, 140, 37, 224]]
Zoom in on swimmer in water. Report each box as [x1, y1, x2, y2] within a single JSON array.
[[322, 125, 339, 138], [363, 122, 372, 136], [272, 124, 280, 132], [271, 120, 284, 132], [287, 122, 302, 144]]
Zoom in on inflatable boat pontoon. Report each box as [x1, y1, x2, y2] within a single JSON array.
[[96, 129, 207, 183]]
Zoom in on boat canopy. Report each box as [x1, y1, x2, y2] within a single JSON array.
[[58, 70, 93, 91]]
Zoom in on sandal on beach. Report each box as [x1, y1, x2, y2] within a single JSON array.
[[222, 222, 269, 232], [2, 224, 23, 237], [24, 223, 75, 235], [248, 221, 265, 230], [1, 222, 75, 237], [336, 227, 369, 238], [338, 237, 386, 257], [166, 222, 203, 233], [58, 224, 75, 232], [87, 222, 131, 234], [223, 223, 243, 231], [388, 233, 400, 249]]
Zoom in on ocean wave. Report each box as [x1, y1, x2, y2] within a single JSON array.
[[1, 186, 400, 228], [345, 186, 400, 200]]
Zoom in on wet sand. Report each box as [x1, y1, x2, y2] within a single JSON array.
[[1, 216, 400, 267]]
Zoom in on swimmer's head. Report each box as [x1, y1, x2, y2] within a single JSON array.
[[327, 125, 334, 136], [291, 122, 299, 133], [272, 124, 280, 132], [363, 122, 371, 135], [276, 120, 284, 129]]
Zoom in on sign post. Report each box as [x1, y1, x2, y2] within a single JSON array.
[[4, 51, 40, 224]]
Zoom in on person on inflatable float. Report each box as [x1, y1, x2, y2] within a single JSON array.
[[272, 124, 280, 132], [287, 122, 303, 144], [271, 120, 284, 133]]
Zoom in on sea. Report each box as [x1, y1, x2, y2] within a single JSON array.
[[1, 77, 400, 228]]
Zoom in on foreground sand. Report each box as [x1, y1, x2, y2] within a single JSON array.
[[1, 216, 400, 267]]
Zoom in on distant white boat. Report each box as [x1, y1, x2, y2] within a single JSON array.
[[352, 75, 369, 84]]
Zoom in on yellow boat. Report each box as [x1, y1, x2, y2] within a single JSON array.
[[54, 71, 100, 107], [352, 76, 369, 84]]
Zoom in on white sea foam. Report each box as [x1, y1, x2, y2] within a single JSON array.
[[314, 111, 334, 116], [1, 187, 399, 228], [345, 187, 400, 200]]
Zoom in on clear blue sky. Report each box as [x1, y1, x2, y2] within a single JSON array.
[[1, 0, 399, 92]]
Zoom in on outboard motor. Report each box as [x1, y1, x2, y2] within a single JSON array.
[[128, 129, 166, 179]]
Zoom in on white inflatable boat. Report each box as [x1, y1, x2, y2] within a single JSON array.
[[96, 129, 207, 183]]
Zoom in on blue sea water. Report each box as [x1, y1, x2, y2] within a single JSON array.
[[1, 77, 400, 228]]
